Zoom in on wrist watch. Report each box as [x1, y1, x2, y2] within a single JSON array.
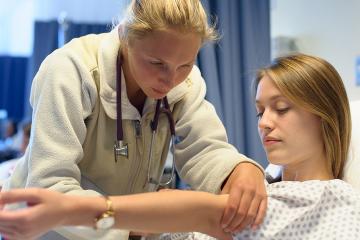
[[94, 196, 115, 229]]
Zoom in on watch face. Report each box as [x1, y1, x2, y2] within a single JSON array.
[[96, 215, 115, 229]]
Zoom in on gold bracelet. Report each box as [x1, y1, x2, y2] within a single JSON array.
[[94, 196, 115, 230]]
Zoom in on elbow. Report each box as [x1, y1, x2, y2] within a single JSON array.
[[202, 194, 227, 235]]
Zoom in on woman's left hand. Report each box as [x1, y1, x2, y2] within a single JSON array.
[[220, 162, 267, 233], [0, 189, 69, 240]]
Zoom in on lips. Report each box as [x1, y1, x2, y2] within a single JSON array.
[[262, 136, 282, 146], [152, 88, 168, 95]]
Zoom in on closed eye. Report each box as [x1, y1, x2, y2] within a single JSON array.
[[150, 61, 164, 65], [181, 64, 191, 68], [256, 112, 263, 118], [277, 108, 289, 114]]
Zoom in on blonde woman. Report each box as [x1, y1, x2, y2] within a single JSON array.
[[1, 54, 360, 240], [1, 0, 266, 239]]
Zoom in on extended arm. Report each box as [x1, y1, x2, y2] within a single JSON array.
[[0, 189, 232, 240]]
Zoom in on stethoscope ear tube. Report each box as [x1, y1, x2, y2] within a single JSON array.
[[150, 99, 162, 131]]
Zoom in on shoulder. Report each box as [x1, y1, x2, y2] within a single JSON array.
[[267, 180, 360, 203], [187, 65, 206, 93], [43, 32, 110, 72], [29, 34, 114, 115], [167, 65, 206, 105], [33, 31, 117, 89], [326, 179, 360, 201]]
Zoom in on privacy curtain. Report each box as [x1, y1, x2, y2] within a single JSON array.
[[65, 22, 110, 43], [24, 20, 59, 118], [0, 56, 28, 121], [198, 0, 271, 166]]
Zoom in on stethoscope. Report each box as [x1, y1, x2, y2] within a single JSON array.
[[113, 54, 176, 187]]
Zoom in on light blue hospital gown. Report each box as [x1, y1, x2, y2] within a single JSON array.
[[160, 180, 360, 240]]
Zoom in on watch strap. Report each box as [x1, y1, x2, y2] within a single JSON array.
[[94, 195, 115, 229]]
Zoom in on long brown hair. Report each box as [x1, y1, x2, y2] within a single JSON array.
[[255, 54, 351, 179]]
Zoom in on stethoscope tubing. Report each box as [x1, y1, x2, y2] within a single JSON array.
[[114, 53, 176, 187]]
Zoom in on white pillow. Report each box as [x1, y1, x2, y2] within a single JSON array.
[[343, 100, 360, 191]]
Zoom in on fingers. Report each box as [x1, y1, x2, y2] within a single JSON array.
[[0, 208, 40, 240], [0, 207, 33, 226], [231, 193, 262, 232], [220, 187, 242, 230], [207, 221, 233, 240], [252, 197, 267, 227], [0, 224, 18, 236], [0, 222, 25, 240], [0, 189, 41, 205], [221, 186, 267, 234], [223, 187, 254, 232], [213, 230, 233, 240], [0, 188, 64, 240], [0, 191, 43, 239]]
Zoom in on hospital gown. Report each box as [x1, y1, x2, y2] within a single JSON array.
[[159, 179, 360, 240]]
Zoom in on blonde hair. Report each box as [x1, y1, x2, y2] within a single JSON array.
[[255, 54, 351, 179], [119, 0, 218, 44]]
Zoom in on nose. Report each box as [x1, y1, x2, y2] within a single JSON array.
[[160, 68, 176, 89], [258, 109, 274, 132]]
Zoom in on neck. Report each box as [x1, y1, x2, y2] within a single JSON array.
[[281, 154, 334, 181], [120, 47, 146, 113]]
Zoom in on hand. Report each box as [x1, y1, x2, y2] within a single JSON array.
[[0, 188, 70, 240], [220, 162, 267, 233], [207, 224, 233, 240]]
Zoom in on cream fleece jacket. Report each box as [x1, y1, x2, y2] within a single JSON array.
[[3, 27, 263, 239]]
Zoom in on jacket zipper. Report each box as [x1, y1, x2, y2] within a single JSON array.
[[128, 119, 143, 193], [134, 120, 141, 137]]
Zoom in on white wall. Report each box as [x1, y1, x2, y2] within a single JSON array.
[[0, 0, 35, 55], [0, 0, 129, 56], [33, 0, 128, 22], [271, 0, 360, 101]]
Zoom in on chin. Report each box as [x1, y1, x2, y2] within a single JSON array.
[[268, 160, 285, 166], [266, 154, 287, 166], [150, 95, 165, 100], [146, 89, 166, 99]]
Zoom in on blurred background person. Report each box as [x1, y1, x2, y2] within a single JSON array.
[[0, 121, 31, 187]]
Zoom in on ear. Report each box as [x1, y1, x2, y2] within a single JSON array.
[[118, 24, 124, 39], [118, 24, 129, 50]]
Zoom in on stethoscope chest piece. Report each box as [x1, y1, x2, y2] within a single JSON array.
[[114, 140, 128, 162]]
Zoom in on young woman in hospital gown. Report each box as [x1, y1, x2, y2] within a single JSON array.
[[0, 54, 359, 240]]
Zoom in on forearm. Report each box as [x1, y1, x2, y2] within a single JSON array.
[[67, 191, 228, 234], [114, 191, 227, 233]]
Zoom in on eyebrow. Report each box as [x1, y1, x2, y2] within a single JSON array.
[[255, 94, 287, 104], [147, 55, 196, 66]]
